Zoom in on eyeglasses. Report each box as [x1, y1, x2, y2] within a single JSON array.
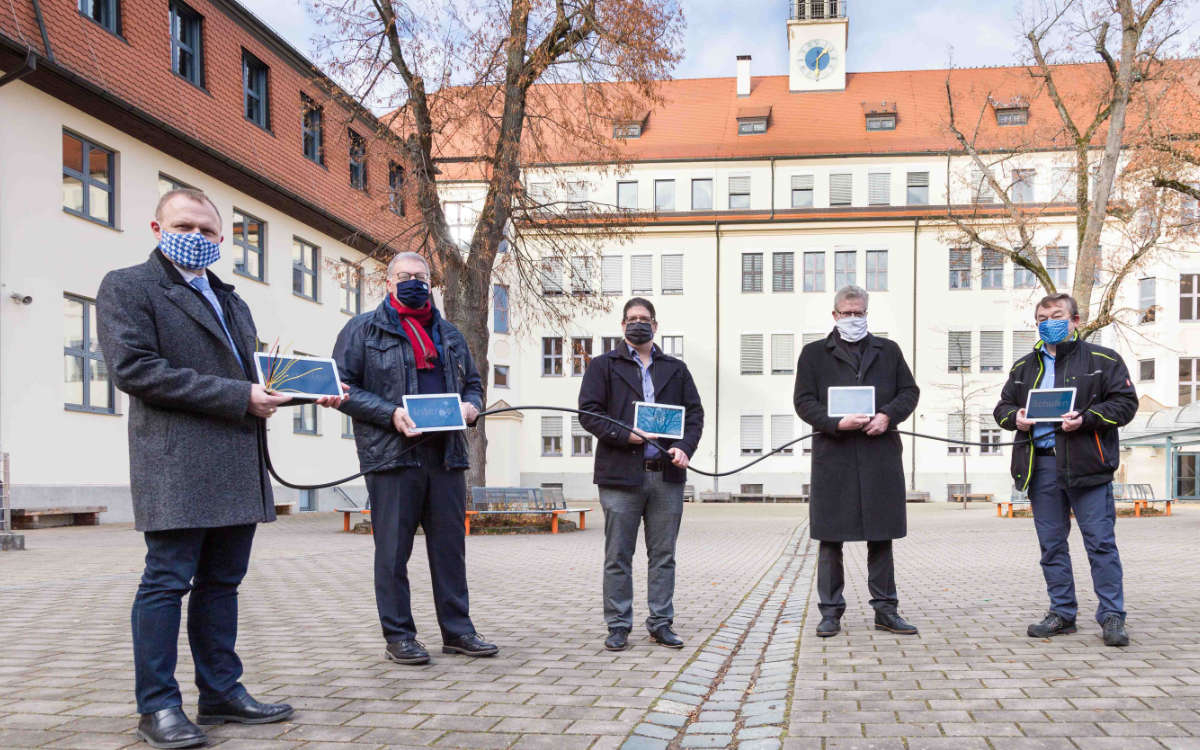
[[833, 310, 866, 319], [391, 272, 430, 283], [624, 316, 654, 324]]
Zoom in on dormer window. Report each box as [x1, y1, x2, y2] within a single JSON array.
[[863, 101, 897, 131], [737, 106, 771, 135], [991, 96, 1029, 126], [612, 111, 649, 139]]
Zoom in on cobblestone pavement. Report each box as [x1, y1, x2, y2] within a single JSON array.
[[2, 503, 1198, 750]]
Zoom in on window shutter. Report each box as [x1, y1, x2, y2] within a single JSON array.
[[830, 173, 852, 205], [529, 182, 552, 204], [875, 331, 888, 339], [729, 175, 752, 194], [740, 415, 764, 453], [948, 412, 968, 443], [907, 171, 929, 188], [571, 416, 587, 436], [541, 415, 562, 437], [630, 255, 652, 293], [601, 255, 622, 294], [1053, 167, 1076, 201], [948, 331, 972, 370], [771, 414, 793, 450], [980, 330, 1003, 370], [771, 333, 794, 373], [868, 172, 890, 205], [802, 332, 825, 346], [740, 334, 764, 374], [972, 169, 994, 203], [570, 256, 593, 293], [1013, 330, 1036, 355], [791, 174, 814, 190], [661, 254, 684, 293], [539, 259, 564, 294]]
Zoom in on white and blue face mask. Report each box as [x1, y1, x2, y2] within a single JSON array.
[[159, 230, 221, 270]]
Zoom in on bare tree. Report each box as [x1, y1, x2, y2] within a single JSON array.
[[938, 333, 998, 505], [940, 0, 1196, 336], [307, 0, 685, 485]]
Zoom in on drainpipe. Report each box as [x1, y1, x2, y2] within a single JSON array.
[[32, 0, 55, 62], [910, 217, 919, 491], [713, 221, 721, 493], [0, 50, 36, 89], [769, 158, 776, 220]]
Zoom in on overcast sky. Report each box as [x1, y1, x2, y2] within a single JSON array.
[[241, 0, 1200, 82]]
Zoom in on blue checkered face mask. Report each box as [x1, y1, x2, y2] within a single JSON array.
[[159, 230, 221, 270]]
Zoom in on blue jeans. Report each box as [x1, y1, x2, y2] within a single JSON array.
[[1029, 455, 1125, 625], [598, 472, 684, 632], [132, 525, 256, 714]]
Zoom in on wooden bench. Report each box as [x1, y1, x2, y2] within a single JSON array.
[[995, 497, 1031, 518], [466, 487, 590, 535], [336, 506, 371, 532], [952, 492, 994, 503], [11, 506, 106, 530], [274, 502, 296, 516]]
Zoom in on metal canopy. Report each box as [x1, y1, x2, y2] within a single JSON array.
[[1119, 405, 1200, 500]]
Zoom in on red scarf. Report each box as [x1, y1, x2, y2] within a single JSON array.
[[388, 296, 438, 370]]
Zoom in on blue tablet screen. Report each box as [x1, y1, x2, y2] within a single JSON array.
[[406, 396, 466, 430], [254, 354, 341, 397], [1026, 390, 1075, 420], [636, 404, 684, 439]]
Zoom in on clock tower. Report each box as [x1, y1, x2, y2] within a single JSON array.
[[788, 0, 848, 92]]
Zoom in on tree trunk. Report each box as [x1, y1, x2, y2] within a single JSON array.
[[440, 250, 494, 491]]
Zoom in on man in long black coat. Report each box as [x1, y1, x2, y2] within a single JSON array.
[[793, 285, 920, 638]]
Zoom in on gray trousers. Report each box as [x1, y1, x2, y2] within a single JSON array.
[[598, 472, 684, 632], [817, 540, 899, 619]]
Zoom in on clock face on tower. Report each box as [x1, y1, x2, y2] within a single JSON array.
[[799, 39, 839, 81]]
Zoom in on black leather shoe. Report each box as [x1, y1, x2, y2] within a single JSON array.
[[874, 611, 919, 635], [816, 616, 841, 637], [136, 707, 207, 749], [196, 692, 294, 725], [443, 632, 499, 657], [1027, 612, 1077, 639], [649, 625, 684, 649], [385, 639, 430, 665], [1102, 614, 1129, 647], [604, 628, 631, 651]]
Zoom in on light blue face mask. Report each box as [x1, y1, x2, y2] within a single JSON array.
[[1037, 318, 1071, 345]]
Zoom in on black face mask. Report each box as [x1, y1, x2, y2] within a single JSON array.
[[624, 321, 654, 345], [393, 279, 430, 309]]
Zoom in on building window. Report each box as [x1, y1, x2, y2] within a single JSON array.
[[947, 412, 970, 455], [571, 417, 593, 457], [613, 120, 642, 138], [348, 129, 367, 191], [866, 114, 896, 131], [742, 252, 763, 293], [740, 415, 764, 455], [729, 175, 751, 210], [661, 335, 683, 359], [772, 414, 794, 455], [1014, 259, 1037, 289], [948, 331, 972, 372], [62, 131, 114, 227], [661, 255, 684, 294], [771, 334, 794, 375], [444, 202, 477, 249], [630, 255, 652, 295], [293, 403, 318, 435], [63, 294, 115, 413], [740, 334, 764, 375], [865, 250, 887, 291], [601, 255, 623, 295], [691, 179, 713, 210], [772, 252, 794, 293], [571, 338, 593, 376], [242, 51, 270, 129], [1139, 359, 1155, 382], [569, 256, 594, 295], [834, 250, 855, 288], [292, 238, 319, 301], [868, 172, 890, 206], [301, 94, 324, 164], [1046, 246, 1069, 288], [971, 169, 995, 203], [906, 171, 929, 204], [388, 162, 405, 215], [1011, 169, 1036, 203], [79, 0, 119, 34], [169, 1, 203, 86], [494, 364, 510, 388], [232, 210, 265, 281], [949, 248, 971, 289], [996, 108, 1029, 126], [654, 179, 675, 212], [1181, 358, 1199, 406], [980, 425, 1002, 455], [342, 413, 354, 439], [617, 181, 638, 210], [829, 173, 852, 207], [541, 416, 563, 456], [981, 249, 1004, 289], [791, 174, 814, 208], [1013, 330, 1036, 356], [339, 261, 362, 315], [980, 330, 1003, 372], [298, 488, 318, 511], [542, 338, 564, 376], [493, 285, 509, 333], [539, 259, 565, 296], [158, 173, 194, 196], [737, 117, 768, 135], [1139, 277, 1156, 324], [1177, 273, 1200, 321], [803, 251, 825, 292], [602, 336, 624, 354]]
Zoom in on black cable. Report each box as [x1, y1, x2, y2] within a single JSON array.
[[261, 404, 1038, 491]]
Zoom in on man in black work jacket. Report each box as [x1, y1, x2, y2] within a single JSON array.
[[994, 293, 1138, 647], [578, 297, 704, 652]]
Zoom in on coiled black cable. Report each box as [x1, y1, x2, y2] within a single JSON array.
[[260, 404, 1037, 490]]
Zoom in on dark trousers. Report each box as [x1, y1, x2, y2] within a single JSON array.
[[816, 539, 898, 619], [1029, 455, 1125, 624], [132, 524, 256, 714], [365, 461, 473, 643]]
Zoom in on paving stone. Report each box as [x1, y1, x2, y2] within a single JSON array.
[[632, 722, 676, 740]]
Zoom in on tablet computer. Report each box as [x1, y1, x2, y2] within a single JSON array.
[[253, 353, 344, 402], [1024, 387, 1077, 422], [403, 393, 467, 432], [827, 386, 876, 417], [633, 402, 685, 440]]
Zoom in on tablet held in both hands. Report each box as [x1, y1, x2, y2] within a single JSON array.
[[403, 394, 468, 432], [633, 402, 686, 440], [253, 353, 344, 403], [827, 386, 876, 417], [1024, 387, 1077, 422]]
